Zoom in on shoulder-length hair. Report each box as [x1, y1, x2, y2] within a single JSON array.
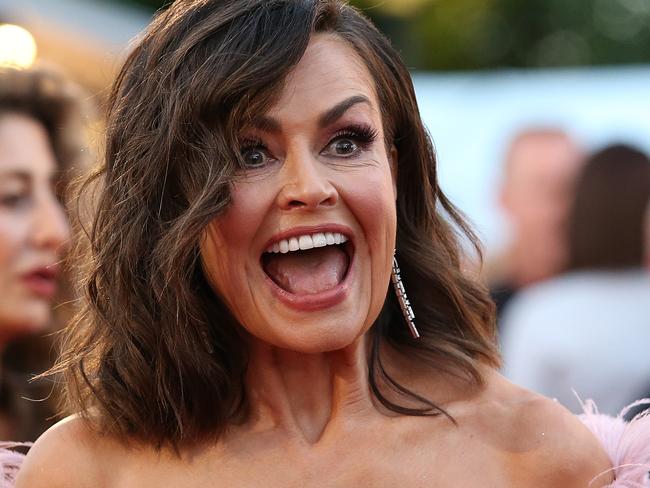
[[54, 0, 499, 446]]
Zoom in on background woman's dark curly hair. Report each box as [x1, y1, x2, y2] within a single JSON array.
[[0, 65, 88, 441], [53, 0, 499, 446]]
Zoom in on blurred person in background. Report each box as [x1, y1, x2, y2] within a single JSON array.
[[488, 128, 583, 321], [645, 200, 650, 269], [0, 66, 87, 442], [501, 144, 650, 415]]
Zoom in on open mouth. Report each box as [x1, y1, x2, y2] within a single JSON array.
[[261, 231, 353, 296]]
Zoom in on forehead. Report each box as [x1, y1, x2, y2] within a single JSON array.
[[508, 135, 580, 181], [0, 113, 56, 177], [266, 33, 379, 122]]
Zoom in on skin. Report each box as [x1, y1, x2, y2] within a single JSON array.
[[16, 35, 613, 487], [497, 131, 583, 286], [199, 36, 396, 357], [0, 113, 69, 349]]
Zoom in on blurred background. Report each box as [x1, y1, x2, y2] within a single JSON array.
[[0, 0, 648, 427], [2, 0, 649, 250]]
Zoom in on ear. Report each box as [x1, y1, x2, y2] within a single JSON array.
[[389, 145, 398, 199]]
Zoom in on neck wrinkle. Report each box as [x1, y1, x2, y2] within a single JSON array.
[[245, 336, 376, 445]]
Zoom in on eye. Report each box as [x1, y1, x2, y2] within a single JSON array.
[[242, 148, 266, 167], [0, 192, 30, 209], [240, 140, 272, 169], [330, 139, 359, 156], [322, 124, 379, 158]]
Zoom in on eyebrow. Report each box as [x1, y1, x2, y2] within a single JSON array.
[[249, 95, 372, 134], [0, 170, 57, 185], [0, 170, 31, 184], [318, 95, 372, 128]]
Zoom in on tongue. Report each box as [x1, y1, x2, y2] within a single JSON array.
[[264, 246, 348, 295]]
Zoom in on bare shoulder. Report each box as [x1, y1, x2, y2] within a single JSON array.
[[15, 415, 116, 488], [477, 370, 614, 487]]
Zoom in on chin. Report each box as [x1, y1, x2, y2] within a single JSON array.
[[0, 310, 51, 340], [290, 330, 363, 354], [273, 312, 373, 354]]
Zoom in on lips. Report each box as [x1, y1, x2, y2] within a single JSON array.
[[21, 265, 60, 299], [260, 225, 355, 311]]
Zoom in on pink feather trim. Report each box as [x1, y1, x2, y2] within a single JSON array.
[[580, 399, 650, 487], [0, 443, 30, 488]]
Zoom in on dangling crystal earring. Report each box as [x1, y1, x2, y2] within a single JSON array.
[[391, 252, 420, 339]]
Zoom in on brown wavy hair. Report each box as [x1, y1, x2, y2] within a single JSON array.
[[54, 0, 499, 446]]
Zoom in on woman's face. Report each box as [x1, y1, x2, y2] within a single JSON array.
[[201, 34, 397, 353], [0, 113, 70, 341]]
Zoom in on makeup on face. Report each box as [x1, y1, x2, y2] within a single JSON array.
[[0, 113, 69, 335], [200, 35, 397, 353], [237, 97, 380, 175]]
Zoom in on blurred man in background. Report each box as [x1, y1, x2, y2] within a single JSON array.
[[489, 128, 583, 320], [501, 144, 650, 414]]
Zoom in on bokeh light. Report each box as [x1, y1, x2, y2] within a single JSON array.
[[0, 24, 37, 69]]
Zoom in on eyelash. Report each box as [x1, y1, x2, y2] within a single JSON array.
[[239, 138, 267, 154], [238, 123, 380, 169], [329, 124, 378, 150]]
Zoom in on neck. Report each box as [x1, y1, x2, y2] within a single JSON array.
[[244, 335, 376, 444]]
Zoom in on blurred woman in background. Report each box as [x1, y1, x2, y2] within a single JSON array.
[[502, 144, 650, 414], [0, 66, 87, 442]]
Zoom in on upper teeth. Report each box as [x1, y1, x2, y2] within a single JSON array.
[[266, 232, 349, 254]]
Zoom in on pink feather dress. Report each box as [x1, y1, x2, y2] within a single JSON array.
[[2, 402, 649, 487], [0, 443, 30, 488], [580, 400, 650, 487]]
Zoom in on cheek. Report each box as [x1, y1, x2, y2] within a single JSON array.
[[344, 166, 396, 329], [218, 183, 269, 245], [0, 216, 50, 332], [199, 183, 271, 301], [0, 213, 26, 268], [344, 165, 397, 250], [340, 163, 396, 314]]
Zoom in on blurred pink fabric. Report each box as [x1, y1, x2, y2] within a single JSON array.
[[580, 399, 650, 487], [0, 443, 30, 488]]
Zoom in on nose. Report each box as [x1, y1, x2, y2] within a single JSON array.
[[31, 193, 70, 254], [276, 152, 338, 210]]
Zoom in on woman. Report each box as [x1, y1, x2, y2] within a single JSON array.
[[502, 144, 650, 414], [0, 65, 85, 483], [14, 1, 649, 486]]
